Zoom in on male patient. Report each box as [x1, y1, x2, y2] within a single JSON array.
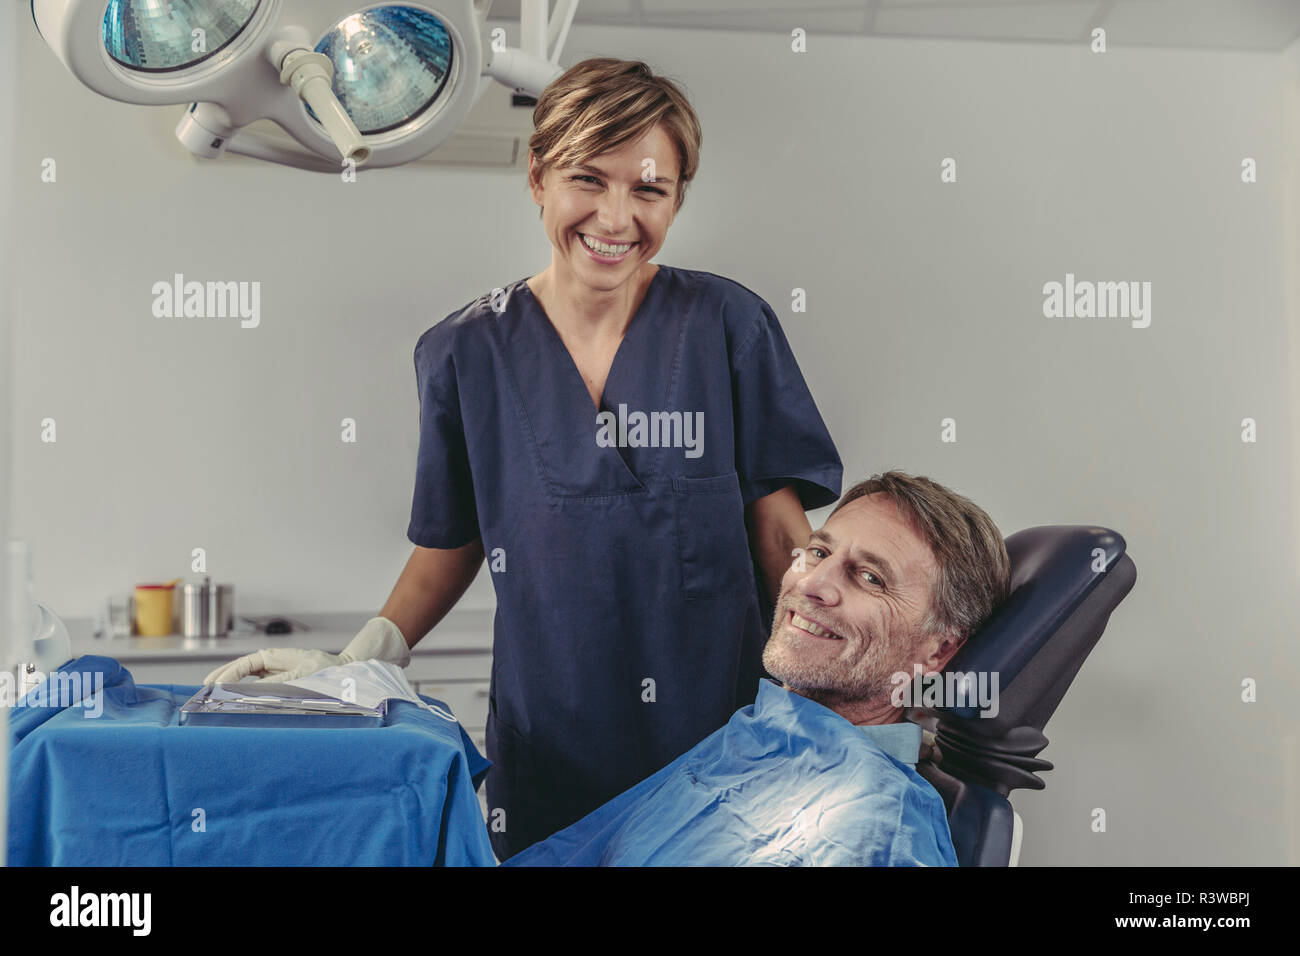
[[504, 470, 1011, 866]]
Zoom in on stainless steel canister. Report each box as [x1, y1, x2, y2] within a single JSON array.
[[181, 578, 235, 637], [209, 582, 234, 635]]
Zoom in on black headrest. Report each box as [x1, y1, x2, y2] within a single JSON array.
[[918, 525, 1137, 794]]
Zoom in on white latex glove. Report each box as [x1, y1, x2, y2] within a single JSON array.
[[201, 616, 412, 684]]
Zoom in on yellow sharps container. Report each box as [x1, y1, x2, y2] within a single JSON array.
[[134, 579, 179, 636]]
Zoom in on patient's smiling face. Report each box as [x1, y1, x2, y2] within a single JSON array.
[[762, 493, 964, 724]]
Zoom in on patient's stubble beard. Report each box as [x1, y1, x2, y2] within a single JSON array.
[[762, 607, 903, 708]]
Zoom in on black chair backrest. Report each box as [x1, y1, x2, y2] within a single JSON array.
[[916, 525, 1137, 865]]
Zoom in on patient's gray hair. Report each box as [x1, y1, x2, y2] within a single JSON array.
[[830, 471, 1011, 646]]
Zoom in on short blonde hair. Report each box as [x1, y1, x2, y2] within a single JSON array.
[[528, 58, 702, 214]]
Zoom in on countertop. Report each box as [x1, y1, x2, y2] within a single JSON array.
[[66, 606, 495, 663]]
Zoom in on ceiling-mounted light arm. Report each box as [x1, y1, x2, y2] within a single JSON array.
[[483, 0, 574, 96], [482, 47, 562, 97], [547, 0, 579, 63], [520, 0, 547, 59], [472, 0, 497, 32], [519, 0, 578, 64]]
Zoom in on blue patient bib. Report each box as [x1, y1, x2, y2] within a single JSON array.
[[504, 679, 958, 866]]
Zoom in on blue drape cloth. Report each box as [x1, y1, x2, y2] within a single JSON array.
[[6, 655, 495, 866], [504, 680, 958, 866]]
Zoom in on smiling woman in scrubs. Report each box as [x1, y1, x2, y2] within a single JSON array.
[[209, 58, 841, 860]]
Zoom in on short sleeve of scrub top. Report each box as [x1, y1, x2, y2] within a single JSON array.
[[730, 296, 842, 511], [407, 324, 479, 549]]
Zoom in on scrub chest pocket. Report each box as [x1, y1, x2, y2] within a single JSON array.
[[671, 472, 755, 600]]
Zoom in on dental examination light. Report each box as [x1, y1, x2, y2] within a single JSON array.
[[31, 0, 579, 171]]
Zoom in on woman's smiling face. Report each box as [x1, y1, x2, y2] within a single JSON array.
[[529, 124, 680, 290]]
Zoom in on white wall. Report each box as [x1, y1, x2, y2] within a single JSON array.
[[0, 0, 17, 870], [9, 9, 1299, 864], [1283, 30, 1300, 872]]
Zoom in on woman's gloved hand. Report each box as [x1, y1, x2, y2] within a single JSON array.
[[201, 616, 411, 684]]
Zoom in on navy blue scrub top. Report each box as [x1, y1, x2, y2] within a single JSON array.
[[407, 265, 842, 858]]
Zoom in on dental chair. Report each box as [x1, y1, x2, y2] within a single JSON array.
[[915, 525, 1137, 867]]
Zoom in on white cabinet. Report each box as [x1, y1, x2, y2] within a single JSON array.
[[414, 680, 491, 735]]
